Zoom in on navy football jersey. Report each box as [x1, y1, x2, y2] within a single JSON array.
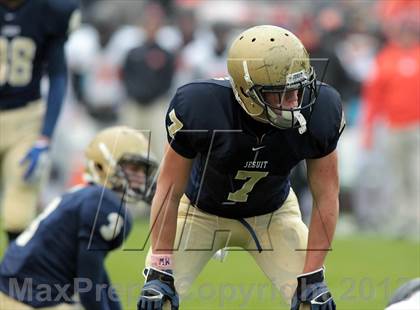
[[166, 78, 344, 218], [0, 0, 78, 108], [0, 184, 132, 307]]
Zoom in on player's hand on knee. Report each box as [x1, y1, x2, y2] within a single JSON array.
[[291, 267, 336, 310], [138, 267, 179, 310], [20, 139, 50, 183]]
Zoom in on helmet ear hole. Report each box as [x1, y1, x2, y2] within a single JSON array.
[[240, 86, 249, 98], [95, 163, 103, 171]]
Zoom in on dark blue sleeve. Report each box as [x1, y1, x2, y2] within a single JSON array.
[[77, 240, 121, 310], [46, 0, 80, 39], [102, 270, 122, 310], [42, 37, 67, 138], [165, 89, 197, 158], [78, 189, 132, 252], [306, 84, 345, 158], [40, 0, 80, 138]]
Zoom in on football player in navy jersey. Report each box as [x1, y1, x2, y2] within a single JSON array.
[[0, 0, 80, 242], [0, 126, 158, 310], [138, 25, 345, 310]]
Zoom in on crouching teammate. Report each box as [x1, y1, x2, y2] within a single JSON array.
[[0, 126, 157, 309]]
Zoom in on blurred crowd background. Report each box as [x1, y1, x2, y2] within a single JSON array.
[[45, 0, 419, 240]]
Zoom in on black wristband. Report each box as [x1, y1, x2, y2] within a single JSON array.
[[146, 268, 175, 288], [297, 269, 325, 285]]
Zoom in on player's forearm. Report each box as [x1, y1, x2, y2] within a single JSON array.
[[42, 36, 68, 138], [150, 183, 181, 254], [42, 73, 67, 138], [149, 145, 192, 255], [303, 197, 339, 273]]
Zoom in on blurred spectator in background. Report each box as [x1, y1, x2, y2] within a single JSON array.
[[67, 1, 123, 124], [298, 12, 359, 104], [57, 1, 145, 202], [191, 21, 232, 79], [358, 0, 420, 239], [175, 7, 196, 48], [290, 8, 360, 223], [171, 7, 213, 88], [121, 2, 175, 160]]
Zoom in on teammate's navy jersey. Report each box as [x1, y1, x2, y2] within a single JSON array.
[[166, 78, 344, 219], [0, 184, 132, 307], [0, 0, 78, 108]]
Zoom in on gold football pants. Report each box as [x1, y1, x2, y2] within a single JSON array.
[[146, 189, 308, 305], [0, 100, 47, 232]]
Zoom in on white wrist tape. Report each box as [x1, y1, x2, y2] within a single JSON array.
[[34, 139, 50, 148]]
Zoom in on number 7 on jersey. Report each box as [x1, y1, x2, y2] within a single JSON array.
[[227, 170, 268, 202]]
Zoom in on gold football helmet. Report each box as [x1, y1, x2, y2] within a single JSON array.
[[85, 126, 158, 202], [227, 25, 317, 133]]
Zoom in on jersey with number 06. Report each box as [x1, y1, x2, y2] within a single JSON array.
[[0, 184, 132, 306], [166, 78, 345, 219], [0, 0, 79, 107]]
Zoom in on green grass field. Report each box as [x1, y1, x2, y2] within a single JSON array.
[[106, 219, 420, 310], [0, 218, 418, 309]]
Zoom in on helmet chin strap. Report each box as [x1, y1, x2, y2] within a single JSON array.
[[295, 112, 307, 134], [242, 60, 253, 89], [266, 108, 307, 134]]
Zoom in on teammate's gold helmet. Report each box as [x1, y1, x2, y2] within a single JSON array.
[[227, 25, 317, 132], [85, 126, 158, 202]]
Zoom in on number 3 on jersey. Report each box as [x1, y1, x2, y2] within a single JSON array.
[[99, 213, 124, 241], [0, 37, 36, 87], [227, 170, 268, 202]]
